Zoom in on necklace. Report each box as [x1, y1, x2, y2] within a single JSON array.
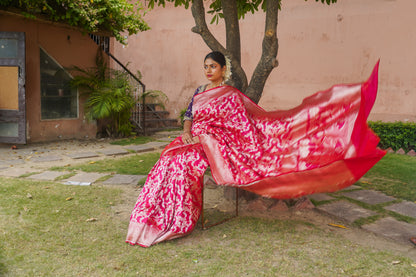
[[207, 80, 224, 90]]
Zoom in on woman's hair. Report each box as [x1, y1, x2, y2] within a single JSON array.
[[204, 51, 226, 67]]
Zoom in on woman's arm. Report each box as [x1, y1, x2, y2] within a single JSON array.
[[182, 120, 193, 144], [182, 120, 200, 144]]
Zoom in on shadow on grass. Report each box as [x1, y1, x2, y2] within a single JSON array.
[[0, 246, 8, 276]]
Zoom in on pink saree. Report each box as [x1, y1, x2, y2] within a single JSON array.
[[126, 62, 385, 247]]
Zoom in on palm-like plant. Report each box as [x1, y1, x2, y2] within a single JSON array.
[[70, 49, 136, 137]]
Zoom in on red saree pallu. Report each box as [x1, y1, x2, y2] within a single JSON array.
[[126, 62, 385, 247]]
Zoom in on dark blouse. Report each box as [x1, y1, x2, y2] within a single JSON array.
[[183, 85, 207, 121]]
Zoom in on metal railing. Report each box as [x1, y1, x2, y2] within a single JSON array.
[[89, 34, 146, 134]]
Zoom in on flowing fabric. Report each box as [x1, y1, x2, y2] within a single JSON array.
[[126, 62, 385, 247]]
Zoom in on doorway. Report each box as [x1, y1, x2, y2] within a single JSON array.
[[0, 32, 26, 144]]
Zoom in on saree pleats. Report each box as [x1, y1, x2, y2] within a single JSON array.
[[126, 143, 208, 247]]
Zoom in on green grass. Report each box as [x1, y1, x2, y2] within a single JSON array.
[[1, 177, 415, 276], [50, 152, 161, 175], [110, 136, 155, 146], [359, 153, 416, 201]]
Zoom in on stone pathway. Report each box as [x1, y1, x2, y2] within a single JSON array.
[[311, 185, 416, 245], [1, 130, 416, 247], [0, 133, 175, 187]]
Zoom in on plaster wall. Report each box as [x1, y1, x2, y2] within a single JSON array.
[[0, 14, 98, 142], [114, 0, 416, 123]]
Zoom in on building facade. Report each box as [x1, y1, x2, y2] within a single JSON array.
[[0, 11, 100, 143]]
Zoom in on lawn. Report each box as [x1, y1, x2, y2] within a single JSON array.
[[360, 153, 416, 201], [1, 153, 415, 276]]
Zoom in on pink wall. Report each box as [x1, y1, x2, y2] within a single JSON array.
[[114, 0, 416, 123], [0, 13, 99, 142]]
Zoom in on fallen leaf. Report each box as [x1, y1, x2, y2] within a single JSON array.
[[222, 234, 227, 238], [89, 161, 96, 164], [65, 197, 73, 201], [138, 160, 144, 163], [86, 218, 97, 222], [26, 193, 33, 199], [328, 223, 348, 229], [411, 264, 416, 268], [392, 261, 401, 265]]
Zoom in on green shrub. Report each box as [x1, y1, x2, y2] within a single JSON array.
[[70, 49, 137, 137], [368, 121, 416, 152], [179, 108, 187, 128]]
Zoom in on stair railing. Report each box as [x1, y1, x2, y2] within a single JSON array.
[[89, 34, 146, 135]]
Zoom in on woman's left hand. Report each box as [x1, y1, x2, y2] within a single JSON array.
[[182, 132, 200, 144], [192, 136, 200, 144]]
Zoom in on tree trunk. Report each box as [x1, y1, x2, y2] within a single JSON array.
[[221, 0, 248, 92], [245, 0, 279, 104]]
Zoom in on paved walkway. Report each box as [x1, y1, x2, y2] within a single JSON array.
[[1, 130, 416, 247]]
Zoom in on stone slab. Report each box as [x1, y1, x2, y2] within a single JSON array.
[[308, 193, 335, 202], [64, 172, 107, 184], [0, 159, 25, 166], [0, 168, 36, 177], [339, 185, 361, 191], [385, 201, 416, 219], [153, 131, 182, 138], [362, 217, 416, 244], [340, 190, 396, 205], [63, 181, 92, 186], [145, 141, 169, 149], [30, 155, 63, 163], [317, 200, 377, 223], [67, 152, 99, 159], [157, 137, 176, 142], [28, 171, 68, 181], [124, 145, 155, 153], [102, 174, 147, 185], [98, 148, 129, 156]]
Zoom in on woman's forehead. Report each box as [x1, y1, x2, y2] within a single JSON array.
[[204, 58, 220, 66]]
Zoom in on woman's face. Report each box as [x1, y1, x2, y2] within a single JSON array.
[[204, 58, 225, 84]]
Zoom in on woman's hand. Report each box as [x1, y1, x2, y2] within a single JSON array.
[[182, 132, 193, 144], [192, 136, 200, 144], [182, 132, 200, 144]]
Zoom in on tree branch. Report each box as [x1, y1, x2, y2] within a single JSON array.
[[191, 0, 225, 53], [245, 0, 279, 103]]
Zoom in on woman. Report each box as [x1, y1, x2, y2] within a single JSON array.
[[126, 51, 385, 247]]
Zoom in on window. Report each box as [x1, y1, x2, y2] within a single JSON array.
[[40, 47, 78, 119]]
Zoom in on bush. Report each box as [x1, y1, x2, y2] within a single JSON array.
[[368, 121, 416, 152], [179, 108, 187, 128], [70, 49, 137, 137]]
